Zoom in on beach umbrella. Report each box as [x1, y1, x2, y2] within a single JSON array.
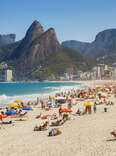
[[22, 107, 33, 111], [97, 87, 101, 91], [41, 114, 57, 120], [8, 104, 20, 108], [23, 105, 32, 108], [14, 100, 23, 103], [55, 97, 66, 100], [84, 101, 92, 106], [48, 102, 56, 107], [60, 108, 72, 113], [83, 92, 89, 97], [89, 88, 93, 92], [0, 114, 7, 119], [112, 85, 116, 88], [101, 96, 106, 98], [51, 97, 56, 100], [5, 110, 17, 115]]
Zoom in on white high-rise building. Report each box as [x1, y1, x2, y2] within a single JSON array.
[[5, 70, 13, 82]]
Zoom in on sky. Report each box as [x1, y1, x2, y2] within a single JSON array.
[[1, 0, 116, 43]]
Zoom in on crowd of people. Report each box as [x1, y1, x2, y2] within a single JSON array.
[[0, 82, 116, 137]]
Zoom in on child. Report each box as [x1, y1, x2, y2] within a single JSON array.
[[93, 102, 97, 113]]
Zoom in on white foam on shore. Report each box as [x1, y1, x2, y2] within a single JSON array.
[[0, 83, 85, 107]]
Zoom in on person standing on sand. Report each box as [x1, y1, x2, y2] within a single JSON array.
[[40, 100, 44, 109], [93, 102, 97, 113], [37, 97, 39, 105], [68, 99, 72, 110], [59, 106, 62, 117], [88, 105, 92, 114]]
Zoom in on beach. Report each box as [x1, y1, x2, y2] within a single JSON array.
[[0, 80, 116, 156]]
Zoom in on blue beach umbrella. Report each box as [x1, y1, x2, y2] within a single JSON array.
[[48, 102, 56, 107], [22, 107, 33, 111], [5, 110, 17, 115]]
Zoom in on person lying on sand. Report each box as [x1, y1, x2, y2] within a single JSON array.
[[76, 109, 81, 115], [35, 112, 42, 119], [11, 112, 27, 118], [50, 119, 65, 126], [1, 121, 12, 124], [110, 131, 116, 137], [34, 121, 49, 131], [48, 128, 61, 136]]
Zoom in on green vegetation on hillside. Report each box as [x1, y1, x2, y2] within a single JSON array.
[[31, 46, 96, 80], [0, 41, 20, 62]]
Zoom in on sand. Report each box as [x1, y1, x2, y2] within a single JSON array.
[[0, 80, 116, 156]]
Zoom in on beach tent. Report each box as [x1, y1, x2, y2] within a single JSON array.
[[60, 108, 72, 113], [6, 110, 17, 115]]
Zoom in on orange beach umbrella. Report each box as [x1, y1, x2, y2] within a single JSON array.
[[60, 108, 72, 113], [41, 115, 57, 120], [0, 114, 7, 119]]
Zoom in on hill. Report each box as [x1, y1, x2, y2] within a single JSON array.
[[0, 20, 96, 80], [62, 40, 90, 54], [30, 46, 96, 80], [62, 29, 116, 63], [0, 34, 16, 46]]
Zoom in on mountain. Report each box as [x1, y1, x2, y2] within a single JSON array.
[[0, 34, 16, 46], [62, 29, 116, 61], [62, 40, 90, 53], [0, 20, 96, 80], [31, 46, 96, 80], [84, 29, 116, 58], [9, 20, 61, 72]]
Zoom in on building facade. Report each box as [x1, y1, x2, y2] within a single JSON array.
[[5, 70, 13, 82]]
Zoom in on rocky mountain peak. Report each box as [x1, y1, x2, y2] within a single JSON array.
[[25, 20, 44, 43], [9, 21, 61, 71], [42, 28, 59, 43], [95, 29, 116, 42]]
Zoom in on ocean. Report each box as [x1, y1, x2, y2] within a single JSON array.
[[0, 81, 83, 107]]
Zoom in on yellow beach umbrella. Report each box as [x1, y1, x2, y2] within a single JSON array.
[[84, 101, 92, 106], [8, 104, 20, 108], [97, 87, 101, 92], [51, 97, 56, 99], [14, 100, 22, 103]]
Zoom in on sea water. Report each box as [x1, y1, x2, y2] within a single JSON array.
[[0, 81, 84, 107]]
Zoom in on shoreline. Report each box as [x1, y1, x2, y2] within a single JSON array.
[[0, 81, 83, 108]]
